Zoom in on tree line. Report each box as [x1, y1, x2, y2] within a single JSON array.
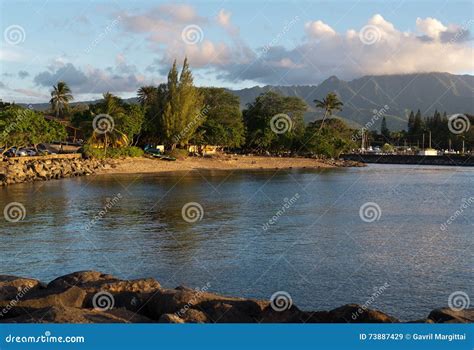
[[369, 110, 473, 152], [3, 58, 470, 158]]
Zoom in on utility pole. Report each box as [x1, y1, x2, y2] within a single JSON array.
[[422, 133, 425, 150], [429, 131, 432, 149]]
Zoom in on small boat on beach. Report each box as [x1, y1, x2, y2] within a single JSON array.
[[144, 145, 177, 161]]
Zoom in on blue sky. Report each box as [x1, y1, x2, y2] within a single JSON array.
[[1, 0, 473, 103]]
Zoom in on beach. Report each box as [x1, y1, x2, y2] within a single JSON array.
[[97, 155, 362, 175]]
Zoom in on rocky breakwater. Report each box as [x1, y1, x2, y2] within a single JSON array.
[[0, 271, 472, 323], [0, 154, 112, 186]]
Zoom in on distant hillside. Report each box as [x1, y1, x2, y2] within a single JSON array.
[[23, 72, 473, 131], [229, 72, 474, 130]]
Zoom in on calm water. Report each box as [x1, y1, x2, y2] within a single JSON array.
[[0, 165, 472, 320]]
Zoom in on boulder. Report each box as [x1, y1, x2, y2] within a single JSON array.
[[324, 304, 399, 323], [158, 313, 185, 323], [0, 286, 87, 320], [146, 286, 267, 322], [47, 271, 161, 314], [428, 308, 474, 323], [1, 306, 152, 323], [47, 271, 119, 290], [0, 275, 43, 301]]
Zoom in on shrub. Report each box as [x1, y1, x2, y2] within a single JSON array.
[[166, 148, 189, 160], [83, 145, 144, 159]]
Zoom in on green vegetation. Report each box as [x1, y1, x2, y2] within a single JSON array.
[[303, 118, 356, 158], [243, 91, 306, 153], [314, 92, 343, 131], [194, 87, 244, 149], [1, 59, 361, 159], [372, 109, 473, 152], [82, 145, 144, 159], [50, 81, 73, 118], [0, 106, 67, 155]]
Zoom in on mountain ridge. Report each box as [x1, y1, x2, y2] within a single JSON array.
[[19, 72, 474, 131]]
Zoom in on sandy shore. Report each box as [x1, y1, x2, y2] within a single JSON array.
[[97, 155, 360, 175]]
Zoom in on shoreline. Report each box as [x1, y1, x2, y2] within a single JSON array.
[[96, 155, 364, 176], [0, 154, 363, 186], [0, 271, 471, 323]]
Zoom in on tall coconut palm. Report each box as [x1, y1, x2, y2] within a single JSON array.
[[50, 81, 73, 118], [137, 86, 157, 107], [93, 92, 127, 155], [314, 92, 343, 131], [100, 92, 124, 116]]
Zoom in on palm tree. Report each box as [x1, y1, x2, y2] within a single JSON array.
[[100, 92, 124, 116], [50, 81, 73, 118], [93, 92, 127, 155], [314, 92, 343, 131], [137, 86, 157, 107]]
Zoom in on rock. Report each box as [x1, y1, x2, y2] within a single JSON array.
[[1, 306, 152, 323], [0, 275, 43, 301], [48, 271, 119, 290], [146, 286, 268, 322], [428, 308, 474, 323], [179, 309, 209, 323], [324, 304, 399, 323], [158, 313, 185, 323], [1, 156, 107, 186], [0, 286, 87, 320], [47, 271, 161, 314]]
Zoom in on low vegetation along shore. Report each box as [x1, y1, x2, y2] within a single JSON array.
[[0, 271, 471, 323]]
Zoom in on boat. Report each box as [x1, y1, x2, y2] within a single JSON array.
[[144, 145, 177, 161]]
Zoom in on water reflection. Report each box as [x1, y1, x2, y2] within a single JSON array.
[[0, 165, 472, 320]]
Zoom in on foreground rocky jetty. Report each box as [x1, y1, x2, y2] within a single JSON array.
[[0, 155, 112, 186], [0, 271, 471, 323]]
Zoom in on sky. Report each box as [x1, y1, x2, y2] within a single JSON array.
[[0, 0, 473, 103]]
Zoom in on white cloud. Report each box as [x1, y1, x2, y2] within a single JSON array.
[[219, 14, 474, 84], [416, 17, 448, 39], [305, 20, 336, 38], [33, 59, 155, 96], [217, 9, 231, 27]]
